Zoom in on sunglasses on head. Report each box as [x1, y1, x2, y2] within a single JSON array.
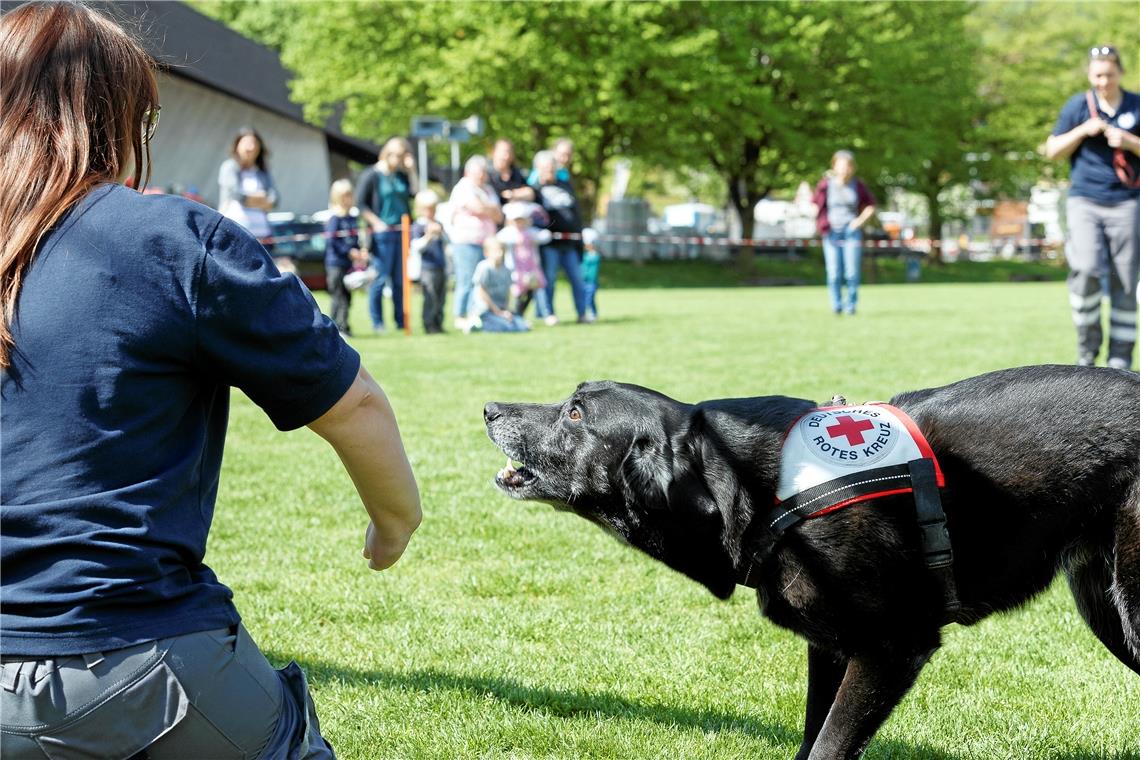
[[1089, 45, 1119, 60]]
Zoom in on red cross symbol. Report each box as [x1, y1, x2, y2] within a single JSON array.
[[826, 415, 876, 445]]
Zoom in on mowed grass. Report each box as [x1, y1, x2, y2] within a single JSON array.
[[212, 276, 1138, 760]]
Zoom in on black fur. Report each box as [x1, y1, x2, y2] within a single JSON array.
[[484, 365, 1140, 760]]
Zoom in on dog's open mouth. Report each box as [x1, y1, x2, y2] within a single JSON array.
[[496, 457, 538, 493]]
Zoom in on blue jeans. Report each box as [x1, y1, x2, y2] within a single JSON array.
[[478, 312, 530, 332], [823, 227, 863, 313], [369, 230, 404, 329], [541, 244, 587, 319], [583, 280, 598, 316], [452, 243, 485, 319]]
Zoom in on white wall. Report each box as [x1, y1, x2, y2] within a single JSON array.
[[147, 73, 332, 215]]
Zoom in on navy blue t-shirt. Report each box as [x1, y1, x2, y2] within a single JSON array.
[[324, 212, 360, 268], [1, 184, 360, 656], [1052, 89, 1140, 203]]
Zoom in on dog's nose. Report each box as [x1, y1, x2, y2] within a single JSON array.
[[484, 402, 503, 423]]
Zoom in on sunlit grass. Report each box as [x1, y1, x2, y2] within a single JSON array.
[[210, 277, 1137, 759]]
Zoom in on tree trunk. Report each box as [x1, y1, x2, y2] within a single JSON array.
[[728, 176, 758, 270], [925, 187, 945, 264]]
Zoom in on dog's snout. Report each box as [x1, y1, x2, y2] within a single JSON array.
[[484, 402, 504, 424]]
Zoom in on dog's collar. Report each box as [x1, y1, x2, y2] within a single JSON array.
[[736, 403, 962, 623]]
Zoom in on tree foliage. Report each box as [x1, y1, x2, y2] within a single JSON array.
[[193, 0, 1139, 245]]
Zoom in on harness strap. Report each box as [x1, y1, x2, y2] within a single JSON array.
[[1086, 90, 1140, 189], [737, 457, 963, 624], [908, 458, 962, 623]]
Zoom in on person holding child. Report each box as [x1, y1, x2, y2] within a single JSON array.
[[324, 179, 368, 336], [410, 189, 449, 334], [497, 202, 552, 320], [355, 137, 416, 334], [467, 238, 530, 333]]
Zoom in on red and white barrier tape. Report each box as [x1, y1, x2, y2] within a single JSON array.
[[259, 227, 1058, 252]]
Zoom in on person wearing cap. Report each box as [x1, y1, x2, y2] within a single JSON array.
[[811, 150, 877, 316], [497, 201, 552, 320], [1046, 44, 1140, 370]]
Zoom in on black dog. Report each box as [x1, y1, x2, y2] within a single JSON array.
[[484, 365, 1140, 759]]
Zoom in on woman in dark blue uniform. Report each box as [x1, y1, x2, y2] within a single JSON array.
[[0, 4, 421, 757], [1046, 45, 1140, 370]]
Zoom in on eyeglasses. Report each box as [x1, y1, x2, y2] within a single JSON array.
[[143, 105, 161, 142], [1089, 45, 1120, 60]]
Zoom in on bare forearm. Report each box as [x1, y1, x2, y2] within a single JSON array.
[[309, 366, 421, 569], [853, 206, 875, 228], [1045, 127, 1086, 160]]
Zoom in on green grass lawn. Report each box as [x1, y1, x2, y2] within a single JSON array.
[[213, 277, 1138, 760]]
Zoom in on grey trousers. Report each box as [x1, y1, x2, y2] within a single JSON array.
[[1, 623, 335, 760], [1065, 195, 1139, 367]]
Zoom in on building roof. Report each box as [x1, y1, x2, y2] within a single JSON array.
[[107, 2, 381, 163]]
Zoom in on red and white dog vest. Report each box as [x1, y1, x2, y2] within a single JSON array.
[[774, 403, 944, 524]]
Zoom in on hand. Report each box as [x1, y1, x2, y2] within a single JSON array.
[[361, 519, 411, 571], [1105, 126, 1129, 149], [403, 153, 417, 172], [1083, 117, 1107, 138], [847, 220, 863, 231], [426, 221, 443, 236]]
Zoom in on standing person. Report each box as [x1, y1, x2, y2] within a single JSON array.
[[811, 150, 876, 316], [488, 138, 535, 209], [355, 137, 416, 334], [218, 127, 278, 247], [580, 226, 602, 322], [497, 201, 552, 320], [410, 189, 448, 334], [447, 155, 503, 330], [532, 150, 588, 325], [0, 5, 421, 758], [1045, 44, 1140, 369], [324, 179, 367, 337]]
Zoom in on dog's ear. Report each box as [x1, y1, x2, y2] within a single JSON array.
[[620, 436, 674, 511]]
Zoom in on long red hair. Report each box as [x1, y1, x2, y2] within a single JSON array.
[[0, 2, 158, 367]]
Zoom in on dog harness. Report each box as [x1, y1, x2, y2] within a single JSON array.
[[737, 401, 962, 623]]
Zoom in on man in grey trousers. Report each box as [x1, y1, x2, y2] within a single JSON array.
[[1046, 45, 1140, 369]]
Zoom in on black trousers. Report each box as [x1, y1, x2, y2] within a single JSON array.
[[326, 266, 351, 334], [421, 267, 447, 333]]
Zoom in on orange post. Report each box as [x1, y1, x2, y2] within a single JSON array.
[[401, 214, 412, 336]]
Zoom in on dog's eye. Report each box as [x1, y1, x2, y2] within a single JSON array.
[[567, 407, 582, 422]]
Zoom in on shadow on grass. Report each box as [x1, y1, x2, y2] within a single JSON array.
[[262, 653, 1070, 760]]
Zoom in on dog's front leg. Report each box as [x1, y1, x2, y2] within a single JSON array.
[[806, 648, 934, 760], [794, 645, 847, 760]]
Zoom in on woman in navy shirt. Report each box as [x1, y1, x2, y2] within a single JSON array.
[[1046, 45, 1140, 370], [0, 5, 420, 758]]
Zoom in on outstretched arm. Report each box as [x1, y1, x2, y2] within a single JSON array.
[[308, 365, 421, 570]]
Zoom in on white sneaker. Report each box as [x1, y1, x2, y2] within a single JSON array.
[[1107, 357, 1131, 370], [544, 315, 559, 327]]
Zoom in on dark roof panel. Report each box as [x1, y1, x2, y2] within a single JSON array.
[[1, 1, 380, 162]]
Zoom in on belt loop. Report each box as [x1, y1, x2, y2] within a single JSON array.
[[82, 652, 105, 669], [1, 661, 22, 691]]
